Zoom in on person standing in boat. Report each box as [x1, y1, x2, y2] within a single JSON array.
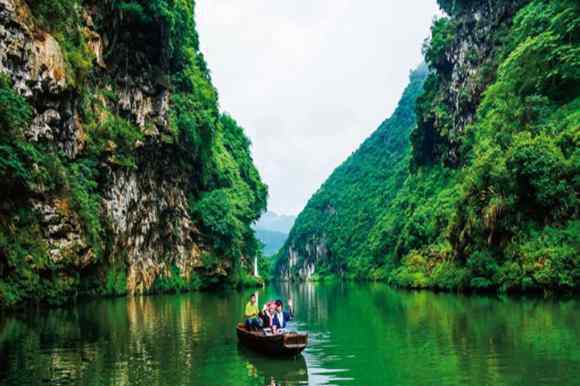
[[272, 299, 293, 332], [244, 294, 262, 330]]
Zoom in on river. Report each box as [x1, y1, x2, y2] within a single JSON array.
[[0, 283, 578, 386]]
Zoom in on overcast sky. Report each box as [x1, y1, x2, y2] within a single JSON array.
[[197, 1, 440, 215]]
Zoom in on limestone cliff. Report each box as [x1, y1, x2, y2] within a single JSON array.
[[0, 0, 267, 307], [413, 0, 528, 166]]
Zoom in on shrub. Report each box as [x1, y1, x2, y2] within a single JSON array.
[[103, 268, 128, 296], [423, 17, 456, 74], [86, 115, 144, 169], [506, 133, 574, 216], [152, 264, 202, 293], [512, 221, 579, 289], [466, 250, 500, 284], [235, 269, 264, 289], [25, 0, 80, 32], [430, 260, 469, 290], [0, 76, 32, 136], [66, 160, 103, 255], [390, 252, 430, 288]]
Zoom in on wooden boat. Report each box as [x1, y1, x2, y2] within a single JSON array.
[[236, 323, 308, 356]]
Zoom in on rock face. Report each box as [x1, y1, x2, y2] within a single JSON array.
[[0, 0, 67, 97], [103, 167, 203, 294], [424, 0, 528, 165], [279, 240, 327, 280], [0, 0, 179, 287], [0, 0, 265, 306], [33, 197, 93, 266], [0, 0, 87, 268]]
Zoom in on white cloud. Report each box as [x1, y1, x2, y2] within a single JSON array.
[[197, 1, 440, 215]]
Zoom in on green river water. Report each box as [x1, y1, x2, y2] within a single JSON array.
[[0, 283, 578, 386]]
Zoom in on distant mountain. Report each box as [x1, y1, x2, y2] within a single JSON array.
[[255, 229, 289, 256], [254, 211, 296, 234], [254, 212, 296, 256]]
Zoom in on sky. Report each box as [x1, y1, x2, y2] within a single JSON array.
[[197, 1, 440, 215]]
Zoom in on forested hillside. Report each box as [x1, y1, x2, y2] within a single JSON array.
[[278, 0, 579, 292], [0, 0, 266, 307]]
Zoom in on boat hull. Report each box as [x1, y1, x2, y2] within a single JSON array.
[[236, 324, 307, 357]]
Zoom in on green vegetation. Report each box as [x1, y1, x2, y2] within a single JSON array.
[[192, 114, 268, 263], [280, 0, 579, 293], [152, 265, 203, 293], [0, 76, 32, 134], [26, 0, 94, 85], [422, 17, 455, 75], [103, 267, 128, 296], [0, 0, 266, 307]]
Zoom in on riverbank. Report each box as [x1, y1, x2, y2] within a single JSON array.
[[0, 271, 265, 311], [280, 269, 579, 296]]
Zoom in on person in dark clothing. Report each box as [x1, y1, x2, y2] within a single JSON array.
[[272, 299, 293, 330]]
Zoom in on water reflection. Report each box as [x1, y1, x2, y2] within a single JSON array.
[[0, 284, 578, 386], [274, 282, 580, 386], [237, 345, 308, 385]]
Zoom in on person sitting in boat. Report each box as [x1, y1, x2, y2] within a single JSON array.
[[262, 301, 278, 334], [244, 294, 262, 330], [272, 299, 293, 332]]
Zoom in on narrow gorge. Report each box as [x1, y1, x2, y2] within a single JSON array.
[[1, 2, 579, 385]]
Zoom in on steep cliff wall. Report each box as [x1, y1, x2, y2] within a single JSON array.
[[279, 0, 579, 292], [412, 0, 528, 166], [0, 0, 267, 307]]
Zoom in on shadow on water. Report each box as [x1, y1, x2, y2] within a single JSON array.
[[237, 344, 308, 386]]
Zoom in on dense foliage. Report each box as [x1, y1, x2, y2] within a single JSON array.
[[0, 0, 266, 307], [280, 0, 579, 293]]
